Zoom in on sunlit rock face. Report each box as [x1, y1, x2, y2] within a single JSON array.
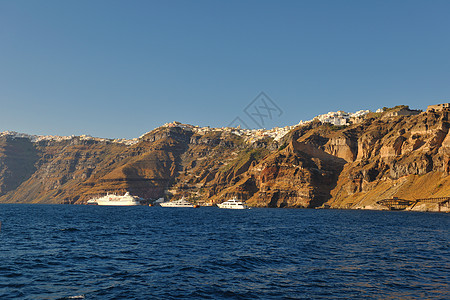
[[1, 108, 450, 211]]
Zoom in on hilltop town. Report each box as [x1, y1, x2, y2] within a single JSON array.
[[159, 106, 420, 144], [0, 131, 139, 145], [0, 105, 431, 147]]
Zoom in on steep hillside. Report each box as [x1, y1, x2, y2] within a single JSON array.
[[1, 108, 450, 211], [0, 138, 128, 203], [186, 109, 450, 210], [0, 136, 38, 195], [206, 124, 347, 208], [325, 110, 450, 210]]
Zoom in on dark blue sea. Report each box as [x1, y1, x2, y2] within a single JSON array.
[[0, 205, 448, 300]]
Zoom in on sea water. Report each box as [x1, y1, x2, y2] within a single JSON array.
[[0, 205, 448, 299]]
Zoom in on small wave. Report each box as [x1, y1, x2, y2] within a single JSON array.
[[5, 272, 22, 278], [59, 228, 80, 232]]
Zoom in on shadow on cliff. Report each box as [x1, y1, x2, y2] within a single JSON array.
[[118, 128, 193, 199], [290, 135, 348, 208], [0, 137, 39, 197]]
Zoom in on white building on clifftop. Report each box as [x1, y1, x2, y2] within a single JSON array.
[[314, 110, 370, 126]]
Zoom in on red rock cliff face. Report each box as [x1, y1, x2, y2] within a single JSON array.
[[0, 136, 38, 195], [0, 127, 193, 203], [197, 110, 450, 209], [326, 110, 450, 210], [1, 109, 450, 209], [205, 125, 347, 208]]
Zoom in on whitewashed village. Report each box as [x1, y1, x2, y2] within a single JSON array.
[[1, 103, 447, 146]]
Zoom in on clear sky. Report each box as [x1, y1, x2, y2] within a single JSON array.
[[1, 0, 449, 139]]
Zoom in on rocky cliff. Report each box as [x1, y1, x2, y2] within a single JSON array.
[[1, 108, 450, 211]]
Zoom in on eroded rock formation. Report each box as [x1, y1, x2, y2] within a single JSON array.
[[1, 108, 450, 211]]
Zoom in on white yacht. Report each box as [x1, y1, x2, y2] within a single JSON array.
[[160, 197, 195, 208], [87, 192, 142, 206], [217, 198, 249, 209]]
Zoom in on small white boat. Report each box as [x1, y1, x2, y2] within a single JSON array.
[[87, 192, 142, 206], [160, 197, 195, 208], [217, 198, 249, 209]]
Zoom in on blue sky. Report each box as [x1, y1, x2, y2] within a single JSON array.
[[1, 0, 449, 139]]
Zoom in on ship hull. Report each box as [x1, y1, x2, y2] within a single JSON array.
[[160, 198, 195, 207], [160, 203, 194, 208], [217, 198, 249, 209], [217, 204, 247, 209], [95, 200, 140, 206], [87, 192, 141, 206]]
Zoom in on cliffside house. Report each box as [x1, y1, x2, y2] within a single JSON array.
[[384, 106, 421, 118], [426, 103, 450, 113]]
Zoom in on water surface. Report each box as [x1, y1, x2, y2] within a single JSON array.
[[0, 205, 448, 299]]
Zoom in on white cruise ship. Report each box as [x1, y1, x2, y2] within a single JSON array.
[[87, 192, 142, 206], [160, 197, 195, 208], [217, 198, 249, 209]]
